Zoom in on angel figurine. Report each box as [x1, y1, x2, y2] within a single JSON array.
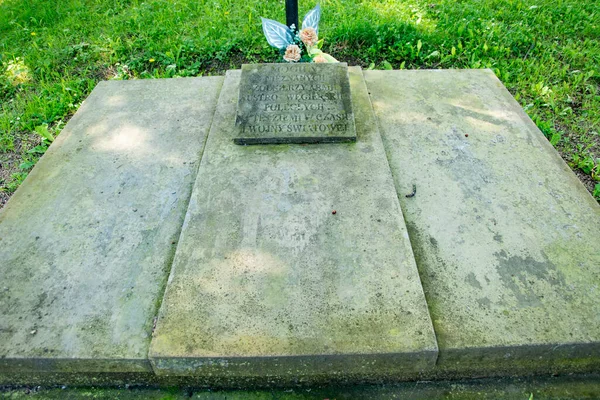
[[261, 4, 339, 63]]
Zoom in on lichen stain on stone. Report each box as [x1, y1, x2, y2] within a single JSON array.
[[465, 272, 482, 290], [434, 130, 493, 201], [494, 249, 566, 307], [477, 297, 492, 308], [31, 291, 49, 316], [428, 236, 439, 250]]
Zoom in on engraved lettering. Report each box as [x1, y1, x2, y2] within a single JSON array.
[[235, 64, 356, 143]]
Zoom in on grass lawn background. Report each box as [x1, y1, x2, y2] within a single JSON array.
[[0, 0, 599, 206]]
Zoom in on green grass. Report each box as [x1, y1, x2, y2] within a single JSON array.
[[1, 0, 599, 203]]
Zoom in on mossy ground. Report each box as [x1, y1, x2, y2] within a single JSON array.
[[2, 374, 600, 399]]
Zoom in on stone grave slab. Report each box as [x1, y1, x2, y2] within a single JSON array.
[[149, 67, 437, 382], [234, 63, 356, 144], [364, 69, 600, 377], [0, 76, 223, 377]]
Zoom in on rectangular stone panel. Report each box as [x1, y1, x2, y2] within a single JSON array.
[[0, 76, 223, 375], [364, 69, 600, 377], [234, 63, 356, 144], [149, 68, 437, 382]]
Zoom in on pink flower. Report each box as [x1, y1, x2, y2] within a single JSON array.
[[313, 55, 327, 63], [283, 44, 301, 62], [300, 27, 318, 47]]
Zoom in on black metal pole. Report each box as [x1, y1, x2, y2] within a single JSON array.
[[285, 0, 299, 32]]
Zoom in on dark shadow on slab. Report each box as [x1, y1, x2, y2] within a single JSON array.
[[233, 136, 356, 145]]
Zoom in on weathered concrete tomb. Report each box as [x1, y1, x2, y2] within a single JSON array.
[[0, 65, 599, 387]]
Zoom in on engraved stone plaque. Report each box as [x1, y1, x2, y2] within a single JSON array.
[[234, 63, 356, 144]]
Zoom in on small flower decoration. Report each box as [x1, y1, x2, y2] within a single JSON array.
[[283, 45, 302, 62], [299, 27, 318, 47], [261, 4, 338, 63]]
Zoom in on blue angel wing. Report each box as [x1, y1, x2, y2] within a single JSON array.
[[302, 4, 321, 34], [261, 18, 294, 49]]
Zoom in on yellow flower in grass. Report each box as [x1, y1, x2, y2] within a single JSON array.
[[149, 58, 155, 63]]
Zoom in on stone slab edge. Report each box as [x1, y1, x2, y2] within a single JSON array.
[[233, 136, 356, 145]]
